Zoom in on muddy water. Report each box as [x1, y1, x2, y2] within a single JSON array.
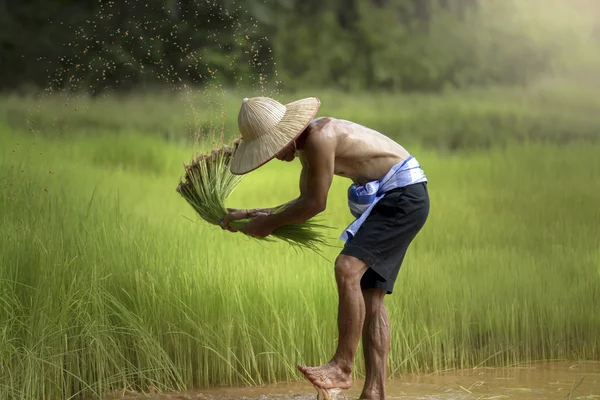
[[107, 361, 600, 399]]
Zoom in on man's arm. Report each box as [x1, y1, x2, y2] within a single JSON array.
[[260, 130, 335, 230], [222, 161, 307, 228], [245, 161, 308, 218]]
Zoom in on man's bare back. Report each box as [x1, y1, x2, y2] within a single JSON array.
[[298, 117, 410, 186]]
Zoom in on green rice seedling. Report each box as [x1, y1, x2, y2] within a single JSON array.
[[176, 139, 333, 254]]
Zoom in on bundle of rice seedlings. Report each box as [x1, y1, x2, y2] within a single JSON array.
[[176, 139, 332, 254]]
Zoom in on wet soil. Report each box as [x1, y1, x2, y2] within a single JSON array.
[[104, 361, 600, 399]]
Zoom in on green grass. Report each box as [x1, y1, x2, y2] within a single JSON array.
[[2, 75, 600, 151], [0, 85, 599, 399]]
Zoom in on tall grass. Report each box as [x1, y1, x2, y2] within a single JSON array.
[[1, 92, 599, 399], [2, 75, 600, 151]]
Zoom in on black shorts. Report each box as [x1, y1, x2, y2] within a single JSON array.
[[340, 182, 429, 294]]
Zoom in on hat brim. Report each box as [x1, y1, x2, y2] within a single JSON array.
[[229, 97, 321, 175]]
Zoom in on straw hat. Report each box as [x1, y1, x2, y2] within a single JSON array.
[[230, 96, 320, 175]]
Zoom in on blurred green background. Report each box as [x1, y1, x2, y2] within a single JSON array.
[[2, 0, 600, 94], [2, 0, 600, 146]]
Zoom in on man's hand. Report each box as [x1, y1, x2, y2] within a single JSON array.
[[239, 215, 276, 238], [221, 208, 273, 233], [220, 208, 248, 232]]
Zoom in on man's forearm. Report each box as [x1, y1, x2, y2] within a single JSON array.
[[261, 197, 324, 229], [247, 207, 275, 218], [247, 200, 294, 218]]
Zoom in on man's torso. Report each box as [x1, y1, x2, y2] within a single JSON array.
[[298, 117, 410, 185]]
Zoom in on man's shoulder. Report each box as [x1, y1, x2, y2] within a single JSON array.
[[309, 116, 364, 132], [308, 116, 336, 129], [297, 118, 338, 162], [308, 116, 352, 137], [305, 117, 338, 145]]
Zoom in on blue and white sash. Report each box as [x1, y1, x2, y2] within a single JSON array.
[[340, 156, 427, 242]]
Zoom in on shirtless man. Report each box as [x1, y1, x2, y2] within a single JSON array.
[[221, 96, 430, 400]]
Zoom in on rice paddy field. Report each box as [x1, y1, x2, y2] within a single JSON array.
[[1, 80, 600, 399]]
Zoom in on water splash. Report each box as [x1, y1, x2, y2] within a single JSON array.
[[29, 0, 283, 152]]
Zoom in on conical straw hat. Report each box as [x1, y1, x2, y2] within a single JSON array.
[[230, 96, 320, 175]]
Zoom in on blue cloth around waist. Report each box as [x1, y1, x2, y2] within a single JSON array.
[[341, 155, 427, 242]]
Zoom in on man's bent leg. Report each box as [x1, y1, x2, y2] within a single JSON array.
[[298, 254, 368, 390], [359, 288, 389, 400]]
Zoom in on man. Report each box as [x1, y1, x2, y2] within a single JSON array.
[[220, 96, 429, 400]]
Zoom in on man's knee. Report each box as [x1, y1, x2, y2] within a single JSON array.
[[335, 255, 368, 285]]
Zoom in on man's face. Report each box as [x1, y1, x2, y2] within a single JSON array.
[[275, 141, 296, 162]]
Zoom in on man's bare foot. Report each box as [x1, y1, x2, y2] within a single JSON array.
[[297, 362, 352, 390]]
